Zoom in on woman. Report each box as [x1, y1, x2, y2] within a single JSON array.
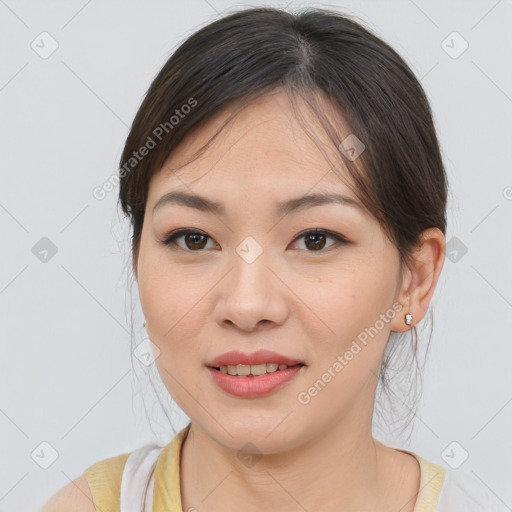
[[40, 6, 495, 511]]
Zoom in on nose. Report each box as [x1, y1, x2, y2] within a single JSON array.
[[214, 249, 289, 333]]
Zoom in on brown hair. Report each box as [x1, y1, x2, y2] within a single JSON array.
[[118, 6, 447, 437]]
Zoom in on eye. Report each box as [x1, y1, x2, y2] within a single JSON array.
[[161, 228, 348, 252], [162, 229, 217, 251], [290, 229, 348, 252]]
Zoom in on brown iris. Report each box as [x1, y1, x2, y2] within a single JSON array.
[[184, 232, 208, 250], [303, 232, 327, 251]]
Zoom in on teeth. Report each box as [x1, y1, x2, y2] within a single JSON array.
[[236, 364, 251, 376], [249, 363, 267, 376], [219, 363, 293, 376]]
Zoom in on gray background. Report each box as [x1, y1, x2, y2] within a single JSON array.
[[1, 0, 511, 510]]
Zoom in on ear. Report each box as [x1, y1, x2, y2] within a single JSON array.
[[391, 227, 446, 333]]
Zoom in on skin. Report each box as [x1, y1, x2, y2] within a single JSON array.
[[134, 89, 445, 512]]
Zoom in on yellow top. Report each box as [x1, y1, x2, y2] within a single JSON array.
[[83, 424, 446, 512]]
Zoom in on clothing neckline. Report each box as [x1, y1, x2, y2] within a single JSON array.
[[153, 425, 446, 512]]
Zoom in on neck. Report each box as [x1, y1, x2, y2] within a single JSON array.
[[179, 418, 393, 511]]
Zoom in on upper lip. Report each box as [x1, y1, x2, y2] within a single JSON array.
[[206, 350, 305, 368]]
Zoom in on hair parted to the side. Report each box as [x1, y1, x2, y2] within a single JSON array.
[[118, 6, 448, 440]]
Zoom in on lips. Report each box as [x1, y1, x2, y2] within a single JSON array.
[[206, 349, 305, 368]]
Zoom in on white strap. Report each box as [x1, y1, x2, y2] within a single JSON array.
[[120, 444, 164, 512], [144, 468, 156, 512], [435, 470, 497, 511]]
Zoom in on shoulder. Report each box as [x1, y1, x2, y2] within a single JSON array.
[[38, 451, 130, 512], [37, 475, 96, 512], [83, 451, 131, 510]]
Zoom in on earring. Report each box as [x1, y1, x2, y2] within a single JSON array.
[[142, 319, 147, 329], [404, 313, 413, 326]]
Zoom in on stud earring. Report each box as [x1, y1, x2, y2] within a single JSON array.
[[142, 319, 147, 329], [404, 313, 413, 326]]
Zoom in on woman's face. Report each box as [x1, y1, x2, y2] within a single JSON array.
[[136, 91, 407, 452]]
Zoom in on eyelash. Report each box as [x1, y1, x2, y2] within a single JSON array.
[[161, 228, 349, 253]]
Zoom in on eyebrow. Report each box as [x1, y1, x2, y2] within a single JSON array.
[[152, 190, 363, 217]]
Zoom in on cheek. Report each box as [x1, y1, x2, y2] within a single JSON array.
[[295, 272, 396, 415], [296, 254, 399, 384], [137, 248, 206, 354], [140, 268, 208, 408], [295, 257, 396, 335]]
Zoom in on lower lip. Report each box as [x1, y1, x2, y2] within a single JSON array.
[[207, 365, 304, 398]]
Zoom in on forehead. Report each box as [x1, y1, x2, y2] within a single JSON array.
[[148, 90, 358, 200]]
